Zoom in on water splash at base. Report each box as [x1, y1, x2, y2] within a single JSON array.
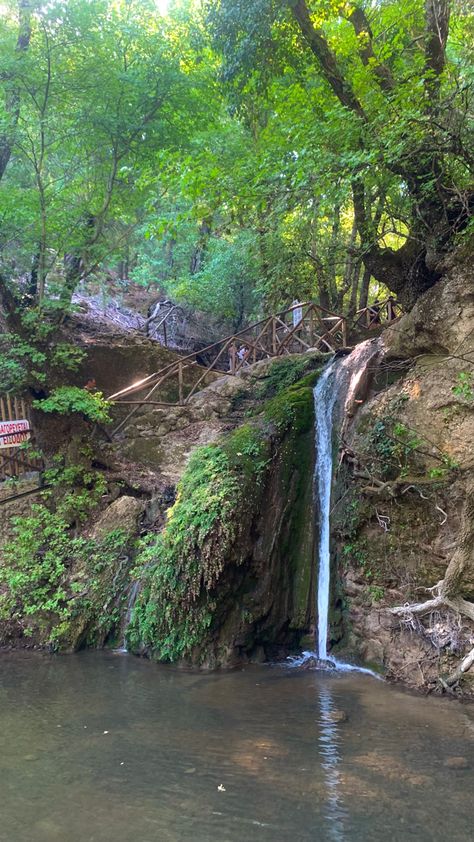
[[286, 651, 382, 678]]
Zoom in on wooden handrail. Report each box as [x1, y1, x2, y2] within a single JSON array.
[[107, 301, 350, 430], [108, 300, 344, 401], [353, 299, 402, 329]]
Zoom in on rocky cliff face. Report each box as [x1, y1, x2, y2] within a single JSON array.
[[333, 254, 474, 695], [121, 354, 323, 666]]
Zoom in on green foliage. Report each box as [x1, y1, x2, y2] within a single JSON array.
[[127, 423, 270, 660], [41, 462, 108, 522], [366, 416, 457, 481], [368, 585, 385, 603], [0, 465, 129, 647], [0, 0, 213, 321], [164, 230, 260, 328], [452, 371, 474, 402], [0, 335, 47, 391], [33, 387, 111, 424], [0, 505, 82, 640], [0, 324, 85, 393], [0, 0, 472, 332]]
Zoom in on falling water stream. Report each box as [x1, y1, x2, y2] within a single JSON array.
[[314, 360, 340, 660], [312, 341, 382, 667]]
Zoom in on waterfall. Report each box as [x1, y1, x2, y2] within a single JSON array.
[[113, 577, 143, 654], [314, 361, 339, 660], [313, 340, 382, 665]]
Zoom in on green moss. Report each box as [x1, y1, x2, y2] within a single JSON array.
[[255, 355, 323, 400], [127, 424, 271, 661], [128, 368, 321, 662], [282, 429, 315, 628], [263, 369, 320, 434]]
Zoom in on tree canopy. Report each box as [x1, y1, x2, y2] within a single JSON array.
[[0, 0, 472, 353]]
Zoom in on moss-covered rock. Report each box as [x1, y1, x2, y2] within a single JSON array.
[[127, 370, 320, 666]]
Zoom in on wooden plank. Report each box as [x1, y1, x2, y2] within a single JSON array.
[[5, 394, 17, 476], [0, 397, 5, 479], [186, 339, 233, 401], [178, 362, 183, 405]]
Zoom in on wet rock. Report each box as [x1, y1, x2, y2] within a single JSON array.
[[298, 656, 336, 671], [326, 710, 347, 723], [249, 646, 266, 664], [361, 638, 385, 665], [444, 756, 469, 770], [91, 496, 144, 539]]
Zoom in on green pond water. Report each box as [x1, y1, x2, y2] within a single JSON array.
[[0, 651, 473, 841]]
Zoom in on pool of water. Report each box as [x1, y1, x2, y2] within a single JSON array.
[[0, 651, 473, 841]]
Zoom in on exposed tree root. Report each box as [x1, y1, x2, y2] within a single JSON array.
[[443, 647, 474, 688], [388, 484, 474, 690]]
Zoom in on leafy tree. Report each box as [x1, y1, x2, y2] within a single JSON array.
[[206, 0, 474, 304], [0, 0, 214, 394]]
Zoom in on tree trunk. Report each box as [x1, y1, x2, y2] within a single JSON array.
[[358, 264, 371, 310], [190, 217, 212, 275], [0, 1, 32, 181], [27, 250, 40, 303], [348, 260, 361, 316], [327, 202, 341, 304]]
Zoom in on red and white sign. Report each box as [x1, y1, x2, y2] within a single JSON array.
[[0, 419, 31, 449]]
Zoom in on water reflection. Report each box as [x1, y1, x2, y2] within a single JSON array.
[[317, 683, 349, 841], [0, 652, 472, 842]]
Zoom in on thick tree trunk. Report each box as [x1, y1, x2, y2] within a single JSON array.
[[348, 261, 361, 316], [290, 0, 468, 306], [358, 264, 371, 311], [190, 217, 212, 275]]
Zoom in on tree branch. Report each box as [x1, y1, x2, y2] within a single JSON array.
[[346, 6, 395, 94], [0, 0, 32, 181], [290, 0, 366, 120]]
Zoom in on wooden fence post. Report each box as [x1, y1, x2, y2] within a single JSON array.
[[178, 362, 183, 404], [342, 317, 347, 347]]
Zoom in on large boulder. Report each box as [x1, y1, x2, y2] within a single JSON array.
[[91, 495, 145, 538]]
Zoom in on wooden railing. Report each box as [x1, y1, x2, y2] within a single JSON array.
[[353, 298, 402, 330], [146, 303, 182, 346], [0, 395, 43, 481], [108, 302, 348, 435]]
